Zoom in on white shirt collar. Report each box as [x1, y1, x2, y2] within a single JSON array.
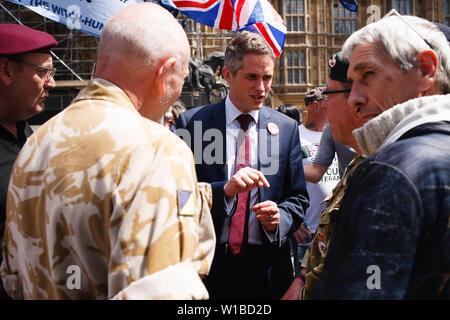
[[225, 94, 259, 125]]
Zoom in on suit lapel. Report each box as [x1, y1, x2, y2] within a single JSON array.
[[208, 100, 227, 181], [257, 107, 273, 202]]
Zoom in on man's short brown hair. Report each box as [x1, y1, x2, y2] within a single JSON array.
[[224, 31, 274, 75]]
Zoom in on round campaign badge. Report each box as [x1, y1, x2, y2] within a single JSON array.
[[329, 53, 337, 68], [318, 241, 326, 256], [267, 122, 279, 136]]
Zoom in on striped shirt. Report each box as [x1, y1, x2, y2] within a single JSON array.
[[220, 95, 276, 245]]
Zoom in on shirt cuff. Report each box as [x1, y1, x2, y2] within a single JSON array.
[[262, 225, 279, 243], [224, 194, 238, 217]]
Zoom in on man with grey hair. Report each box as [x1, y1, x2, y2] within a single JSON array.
[[1, 2, 215, 299], [177, 31, 308, 299], [312, 14, 450, 299]]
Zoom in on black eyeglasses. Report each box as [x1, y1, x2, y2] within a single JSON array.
[[323, 89, 351, 95], [323, 89, 351, 101], [17, 61, 56, 82]]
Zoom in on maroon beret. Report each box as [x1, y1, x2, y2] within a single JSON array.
[[0, 23, 57, 55]]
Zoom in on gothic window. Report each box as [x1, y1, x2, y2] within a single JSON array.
[[333, 0, 358, 35], [386, 0, 413, 14], [179, 16, 196, 33], [445, 0, 450, 26], [279, 0, 306, 32], [279, 49, 306, 84]]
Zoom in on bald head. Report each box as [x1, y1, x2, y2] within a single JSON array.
[[94, 3, 191, 121], [96, 2, 189, 75]]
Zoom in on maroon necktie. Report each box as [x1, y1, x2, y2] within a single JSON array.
[[229, 114, 253, 255]]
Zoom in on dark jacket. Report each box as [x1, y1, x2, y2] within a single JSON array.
[[0, 121, 32, 300], [312, 95, 450, 299], [176, 99, 309, 298]]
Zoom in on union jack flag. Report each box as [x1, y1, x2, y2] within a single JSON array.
[[339, 0, 359, 12], [159, 0, 287, 58]]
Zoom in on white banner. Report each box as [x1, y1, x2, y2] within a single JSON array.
[[4, 0, 154, 37]]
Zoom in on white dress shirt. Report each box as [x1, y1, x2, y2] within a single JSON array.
[[220, 95, 276, 245]]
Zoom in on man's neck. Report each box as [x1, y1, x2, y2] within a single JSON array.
[[0, 120, 18, 138], [304, 120, 326, 132], [0, 101, 20, 138]]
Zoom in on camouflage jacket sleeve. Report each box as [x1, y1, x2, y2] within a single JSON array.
[[1, 228, 23, 299], [109, 134, 215, 300], [0, 79, 216, 299], [194, 182, 216, 279]]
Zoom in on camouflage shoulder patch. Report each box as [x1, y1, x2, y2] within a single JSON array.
[[317, 232, 326, 242], [318, 241, 326, 256], [177, 190, 195, 216]]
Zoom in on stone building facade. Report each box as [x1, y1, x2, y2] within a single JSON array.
[[180, 0, 449, 117], [270, 0, 449, 111]]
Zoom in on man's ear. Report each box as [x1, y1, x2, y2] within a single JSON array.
[[416, 50, 438, 92], [155, 56, 177, 95], [0, 58, 14, 86], [312, 101, 319, 112], [222, 66, 233, 84]]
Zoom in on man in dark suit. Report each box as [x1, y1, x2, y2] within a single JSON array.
[[176, 31, 309, 299]]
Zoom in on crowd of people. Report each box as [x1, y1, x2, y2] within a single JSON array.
[[0, 2, 448, 300]]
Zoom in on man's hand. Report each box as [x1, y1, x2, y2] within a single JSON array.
[[281, 277, 304, 300], [224, 167, 270, 197], [253, 200, 279, 232], [292, 224, 312, 244]]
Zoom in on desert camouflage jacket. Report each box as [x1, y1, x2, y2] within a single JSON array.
[[1, 79, 216, 300]]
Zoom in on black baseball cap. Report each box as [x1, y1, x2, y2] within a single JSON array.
[[328, 51, 349, 83]]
